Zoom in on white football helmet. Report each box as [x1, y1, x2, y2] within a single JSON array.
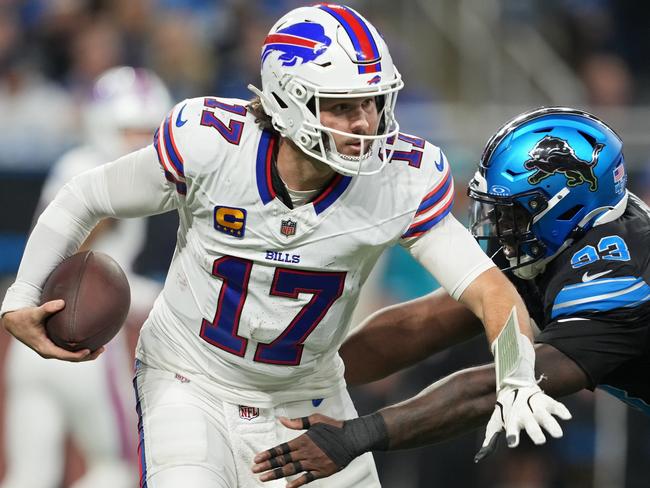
[[249, 4, 403, 176], [84, 66, 173, 158]]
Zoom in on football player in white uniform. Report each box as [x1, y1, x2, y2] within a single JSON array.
[[0, 66, 171, 488], [0, 5, 569, 487]]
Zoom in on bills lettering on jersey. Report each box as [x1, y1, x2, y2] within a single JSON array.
[[265, 251, 300, 264]]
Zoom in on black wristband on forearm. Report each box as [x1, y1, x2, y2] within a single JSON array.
[[305, 413, 389, 470]]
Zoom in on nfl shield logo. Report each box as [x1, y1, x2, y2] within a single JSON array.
[[239, 405, 260, 421], [280, 219, 297, 237]]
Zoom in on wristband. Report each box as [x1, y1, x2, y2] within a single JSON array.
[[305, 412, 389, 469]]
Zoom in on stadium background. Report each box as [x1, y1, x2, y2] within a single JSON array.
[[0, 0, 649, 486]]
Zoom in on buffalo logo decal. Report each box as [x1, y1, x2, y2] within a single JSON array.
[[262, 22, 332, 67], [524, 136, 604, 191]]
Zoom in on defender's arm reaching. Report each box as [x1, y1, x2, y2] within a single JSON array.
[[252, 288, 574, 487]]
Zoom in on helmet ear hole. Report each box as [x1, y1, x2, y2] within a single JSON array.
[[557, 205, 583, 221], [306, 97, 316, 116], [271, 92, 288, 109]]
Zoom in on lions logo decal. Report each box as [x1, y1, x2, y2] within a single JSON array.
[[524, 136, 603, 191]]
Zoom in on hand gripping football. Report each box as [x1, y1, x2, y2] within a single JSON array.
[[41, 251, 130, 351]]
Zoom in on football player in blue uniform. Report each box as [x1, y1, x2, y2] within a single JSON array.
[[253, 107, 650, 486]]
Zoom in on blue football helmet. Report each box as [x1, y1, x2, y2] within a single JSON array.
[[468, 107, 628, 277]]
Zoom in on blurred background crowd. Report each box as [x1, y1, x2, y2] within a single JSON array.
[[1, 0, 649, 487]]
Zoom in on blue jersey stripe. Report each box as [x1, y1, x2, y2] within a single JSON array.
[[551, 277, 650, 318], [402, 199, 454, 238], [162, 116, 185, 177], [624, 292, 650, 309], [313, 175, 353, 215], [255, 130, 275, 204], [559, 276, 639, 292], [599, 385, 650, 415], [416, 172, 452, 214]]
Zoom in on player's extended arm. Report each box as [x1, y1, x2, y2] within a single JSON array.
[[454, 267, 573, 457], [341, 289, 482, 386], [405, 215, 572, 448], [456, 266, 531, 343], [252, 344, 587, 487], [1, 146, 176, 361]]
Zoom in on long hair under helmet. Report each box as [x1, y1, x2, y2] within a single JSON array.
[[248, 4, 404, 176]]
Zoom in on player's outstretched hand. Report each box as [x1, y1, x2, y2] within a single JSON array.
[[1, 300, 103, 362], [253, 414, 344, 487], [475, 385, 571, 462]]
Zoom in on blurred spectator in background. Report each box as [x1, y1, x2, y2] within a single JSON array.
[[149, 11, 213, 99], [580, 52, 633, 106], [0, 7, 78, 170], [67, 18, 124, 97]]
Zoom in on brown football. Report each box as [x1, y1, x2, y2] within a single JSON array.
[[41, 251, 130, 351]]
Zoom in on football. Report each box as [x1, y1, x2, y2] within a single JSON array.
[[41, 251, 131, 351]]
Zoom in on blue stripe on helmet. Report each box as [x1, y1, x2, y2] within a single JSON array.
[[318, 4, 380, 62]]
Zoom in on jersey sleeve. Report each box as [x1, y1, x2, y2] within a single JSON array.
[[153, 100, 190, 196], [535, 198, 650, 408], [404, 213, 495, 299], [152, 96, 249, 197], [400, 148, 454, 241]]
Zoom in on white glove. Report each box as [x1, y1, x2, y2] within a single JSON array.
[[475, 309, 571, 462], [474, 384, 572, 462]]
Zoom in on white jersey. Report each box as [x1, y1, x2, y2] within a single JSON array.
[[135, 96, 473, 407]]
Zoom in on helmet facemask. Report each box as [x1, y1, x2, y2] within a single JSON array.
[[469, 181, 550, 276], [250, 74, 402, 176]]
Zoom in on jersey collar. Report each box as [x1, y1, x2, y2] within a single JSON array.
[[255, 129, 353, 214]]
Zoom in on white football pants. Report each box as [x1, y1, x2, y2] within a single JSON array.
[[133, 361, 381, 488]]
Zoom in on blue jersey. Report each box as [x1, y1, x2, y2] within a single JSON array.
[[513, 193, 650, 413]]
